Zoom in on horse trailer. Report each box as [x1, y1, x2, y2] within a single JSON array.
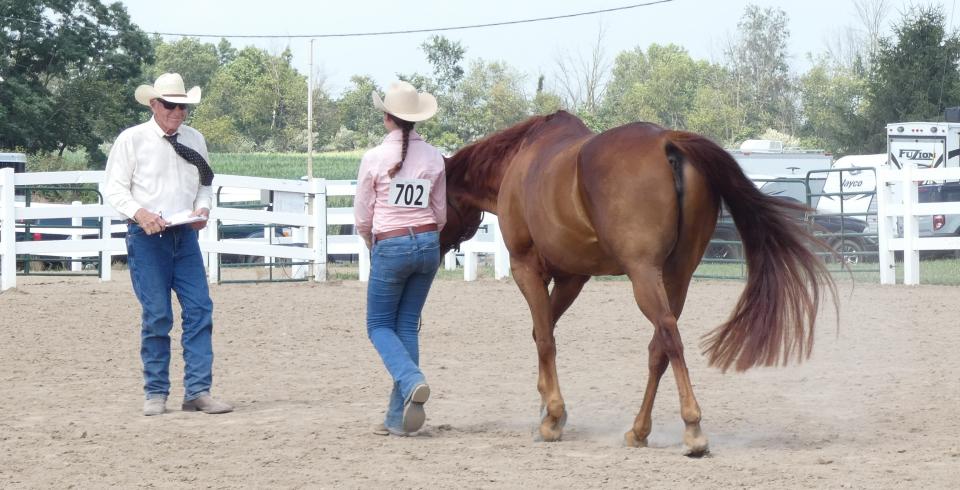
[[886, 121, 960, 169], [726, 139, 833, 178]]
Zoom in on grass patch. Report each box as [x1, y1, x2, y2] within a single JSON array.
[[210, 151, 363, 180]]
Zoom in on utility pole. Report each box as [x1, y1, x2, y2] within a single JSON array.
[[307, 39, 314, 180], [306, 39, 325, 281]]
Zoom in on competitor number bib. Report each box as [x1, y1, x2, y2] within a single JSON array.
[[388, 178, 431, 208]]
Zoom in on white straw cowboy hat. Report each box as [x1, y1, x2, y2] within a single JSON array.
[[371, 81, 437, 122], [135, 73, 202, 106]]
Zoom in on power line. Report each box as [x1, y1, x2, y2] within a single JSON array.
[[145, 1, 674, 39]]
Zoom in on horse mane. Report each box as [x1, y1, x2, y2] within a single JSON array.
[[446, 111, 581, 193]]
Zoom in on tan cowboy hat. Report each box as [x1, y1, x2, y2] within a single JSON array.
[[371, 81, 437, 122], [134, 73, 202, 106]]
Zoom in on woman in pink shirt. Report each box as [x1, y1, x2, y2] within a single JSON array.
[[354, 81, 446, 436]]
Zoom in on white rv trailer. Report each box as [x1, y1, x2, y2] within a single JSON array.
[[886, 121, 960, 169], [817, 154, 888, 215], [726, 139, 833, 178], [815, 154, 890, 235]]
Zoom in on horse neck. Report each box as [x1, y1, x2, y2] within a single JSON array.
[[447, 176, 502, 213], [447, 156, 508, 213], [463, 170, 504, 213], [447, 111, 585, 212]]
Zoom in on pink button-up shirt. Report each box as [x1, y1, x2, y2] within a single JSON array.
[[354, 129, 446, 242]]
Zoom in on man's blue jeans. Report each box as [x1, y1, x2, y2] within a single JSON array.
[[367, 230, 440, 430], [126, 223, 214, 401]]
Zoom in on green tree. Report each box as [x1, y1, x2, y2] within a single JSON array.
[[0, 0, 152, 164], [864, 4, 960, 151], [217, 39, 238, 66], [405, 36, 467, 149], [447, 59, 530, 146], [333, 75, 383, 150], [191, 47, 307, 151], [531, 75, 564, 116], [797, 57, 871, 154], [686, 65, 748, 145], [145, 37, 221, 90], [725, 5, 797, 136], [311, 83, 341, 150], [600, 44, 702, 130], [421, 35, 465, 94]]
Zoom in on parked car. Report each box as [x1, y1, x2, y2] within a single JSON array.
[[705, 177, 873, 264], [917, 181, 960, 258], [15, 217, 124, 270]]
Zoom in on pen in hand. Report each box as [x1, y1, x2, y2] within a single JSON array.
[[159, 211, 163, 238]]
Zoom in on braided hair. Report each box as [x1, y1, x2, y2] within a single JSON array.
[[386, 113, 416, 178]]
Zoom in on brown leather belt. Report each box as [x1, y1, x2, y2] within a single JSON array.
[[374, 223, 438, 242]]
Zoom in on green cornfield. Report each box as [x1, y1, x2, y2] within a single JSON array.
[[210, 151, 363, 180]]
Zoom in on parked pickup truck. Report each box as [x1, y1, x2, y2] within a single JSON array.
[[917, 181, 960, 258]]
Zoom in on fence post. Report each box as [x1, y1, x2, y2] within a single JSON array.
[[69, 201, 82, 272], [493, 218, 510, 279], [463, 250, 479, 281], [1, 168, 15, 291], [875, 169, 896, 284], [311, 178, 327, 282], [206, 205, 221, 284], [901, 165, 920, 285], [97, 183, 113, 282]]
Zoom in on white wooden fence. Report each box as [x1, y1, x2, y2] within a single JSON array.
[[443, 213, 510, 280], [876, 165, 960, 285], [0, 168, 510, 291]]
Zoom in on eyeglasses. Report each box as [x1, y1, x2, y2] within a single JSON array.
[[157, 99, 188, 111]]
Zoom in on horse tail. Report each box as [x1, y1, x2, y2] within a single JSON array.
[[665, 131, 837, 373]]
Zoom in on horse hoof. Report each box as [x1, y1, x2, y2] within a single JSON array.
[[623, 430, 648, 448], [538, 404, 567, 442], [539, 424, 563, 442], [683, 429, 710, 457], [682, 443, 710, 458]]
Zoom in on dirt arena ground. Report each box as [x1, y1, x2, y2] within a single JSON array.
[[1, 272, 957, 488]]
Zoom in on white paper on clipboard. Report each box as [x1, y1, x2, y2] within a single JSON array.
[[163, 210, 208, 226]]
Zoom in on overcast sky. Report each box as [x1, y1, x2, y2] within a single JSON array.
[[116, 0, 944, 95]]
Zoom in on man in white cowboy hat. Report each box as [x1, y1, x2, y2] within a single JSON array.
[[104, 72, 232, 416]]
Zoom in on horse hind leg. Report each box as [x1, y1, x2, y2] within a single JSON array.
[[625, 265, 709, 457]]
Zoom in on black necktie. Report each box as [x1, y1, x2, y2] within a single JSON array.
[[163, 134, 214, 186]]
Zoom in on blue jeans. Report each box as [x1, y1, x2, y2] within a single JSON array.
[[126, 223, 214, 401], [367, 230, 440, 429]]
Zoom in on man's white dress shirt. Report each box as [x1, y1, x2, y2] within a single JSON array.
[[104, 117, 213, 220]]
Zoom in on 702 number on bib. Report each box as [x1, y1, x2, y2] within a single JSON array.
[[388, 178, 431, 208]]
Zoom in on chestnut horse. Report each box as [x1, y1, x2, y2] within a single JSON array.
[[439, 111, 836, 456]]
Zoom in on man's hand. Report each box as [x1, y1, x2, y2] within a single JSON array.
[[133, 208, 167, 235], [189, 208, 210, 231]]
